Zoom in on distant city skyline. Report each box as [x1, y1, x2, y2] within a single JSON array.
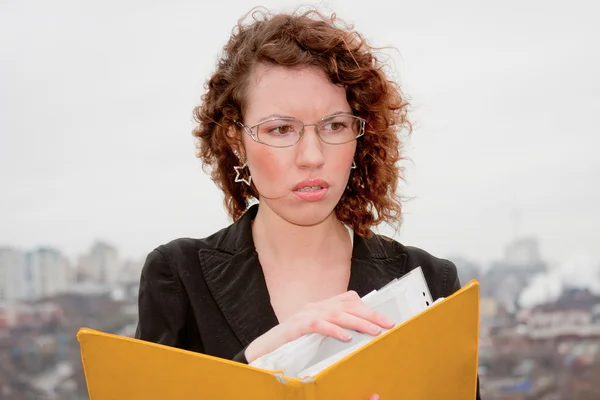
[[2, 224, 597, 269], [3, 231, 599, 296]]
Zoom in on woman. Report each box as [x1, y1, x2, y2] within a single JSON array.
[[135, 7, 480, 399]]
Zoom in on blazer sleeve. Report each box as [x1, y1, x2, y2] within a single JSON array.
[[444, 259, 462, 297], [444, 259, 482, 400], [232, 345, 250, 364], [134, 248, 188, 348]]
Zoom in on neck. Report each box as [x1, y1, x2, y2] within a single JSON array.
[[251, 203, 352, 270]]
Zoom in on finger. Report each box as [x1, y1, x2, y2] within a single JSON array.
[[343, 301, 396, 329], [304, 291, 359, 313], [326, 310, 384, 336], [326, 290, 361, 302], [301, 318, 354, 341], [368, 394, 380, 400], [331, 292, 395, 329]]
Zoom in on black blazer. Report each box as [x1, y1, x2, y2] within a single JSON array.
[[135, 204, 481, 399]]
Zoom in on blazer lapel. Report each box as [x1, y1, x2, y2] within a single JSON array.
[[348, 233, 408, 296], [199, 247, 279, 347], [199, 205, 279, 347]]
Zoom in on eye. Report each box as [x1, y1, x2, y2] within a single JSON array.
[[267, 124, 296, 135], [322, 121, 348, 132], [320, 115, 354, 132]]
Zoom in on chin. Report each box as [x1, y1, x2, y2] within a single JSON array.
[[265, 198, 340, 227]]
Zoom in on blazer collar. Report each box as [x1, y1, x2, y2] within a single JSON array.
[[199, 204, 408, 347]]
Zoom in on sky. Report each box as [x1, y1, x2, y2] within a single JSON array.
[[1, 0, 599, 273]]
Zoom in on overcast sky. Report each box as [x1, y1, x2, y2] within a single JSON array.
[[1, 0, 598, 271]]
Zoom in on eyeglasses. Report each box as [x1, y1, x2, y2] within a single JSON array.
[[235, 114, 366, 148]]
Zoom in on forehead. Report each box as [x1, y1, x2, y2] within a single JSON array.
[[244, 63, 350, 121]]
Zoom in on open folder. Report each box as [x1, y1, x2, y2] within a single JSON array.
[[77, 280, 480, 400]]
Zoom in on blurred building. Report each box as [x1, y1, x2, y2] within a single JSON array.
[[503, 237, 543, 267], [120, 259, 143, 284], [481, 237, 547, 314], [0, 247, 69, 302], [80, 241, 121, 285], [526, 288, 600, 341], [0, 247, 27, 302], [0, 302, 63, 330], [25, 248, 69, 300]]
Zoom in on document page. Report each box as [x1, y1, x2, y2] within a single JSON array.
[[250, 267, 435, 378]]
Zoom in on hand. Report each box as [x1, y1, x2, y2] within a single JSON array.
[[368, 395, 380, 400], [244, 290, 395, 363]]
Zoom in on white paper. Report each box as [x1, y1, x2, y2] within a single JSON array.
[[249, 267, 433, 378]]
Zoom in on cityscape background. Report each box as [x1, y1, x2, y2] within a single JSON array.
[[1, 236, 599, 399], [1, 0, 599, 399]]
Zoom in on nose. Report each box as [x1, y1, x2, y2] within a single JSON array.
[[295, 124, 325, 170]]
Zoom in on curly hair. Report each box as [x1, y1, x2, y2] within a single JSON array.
[[192, 7, 411, 238]]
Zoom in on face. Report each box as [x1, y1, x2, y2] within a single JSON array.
[[240, 63, 357, 226]]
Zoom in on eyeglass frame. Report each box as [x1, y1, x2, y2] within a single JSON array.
[[234, 113, 367, 148]]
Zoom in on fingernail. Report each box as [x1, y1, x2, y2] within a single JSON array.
[[342, 332, 352, 341], [383, 317, 395, 327], [370, 325, 382, 335]]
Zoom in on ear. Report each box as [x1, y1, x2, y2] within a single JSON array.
[[226, 125, 246, 161]]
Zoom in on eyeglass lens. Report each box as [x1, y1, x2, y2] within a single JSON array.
[[254, 115, 363, 147]]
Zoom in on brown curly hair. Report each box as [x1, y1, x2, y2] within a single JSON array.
[[192, 7, 411, 238]]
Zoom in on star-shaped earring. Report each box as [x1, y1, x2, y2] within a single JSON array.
[[234, 163, 252, 186]]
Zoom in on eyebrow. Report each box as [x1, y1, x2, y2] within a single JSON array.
[[254, 111, 353, 124]]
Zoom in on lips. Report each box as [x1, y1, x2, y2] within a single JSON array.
[[296, 186, 323, 192], [292, 178, 330, 192], [292, 178, 330, 202]]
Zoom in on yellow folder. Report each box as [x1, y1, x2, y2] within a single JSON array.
[[77, 280, 480, 400]]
